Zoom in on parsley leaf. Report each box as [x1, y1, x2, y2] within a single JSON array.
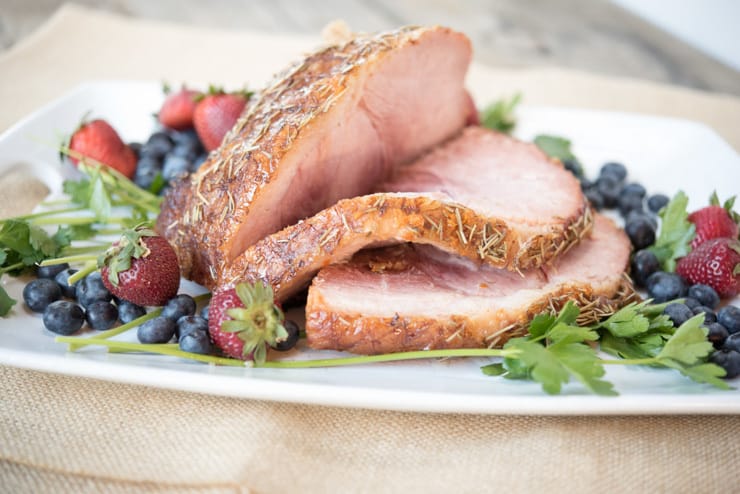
[[480, 93, 521, 133], [534, 135, 576, 161], [648, 191, 696, 271], [657, 314, 712, 366], [549, 342, 616, 396], [597, 301, 651, 338], [0, 278, 16, 317]]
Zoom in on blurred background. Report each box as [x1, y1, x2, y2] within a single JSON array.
[[1, 0, 738, 95]]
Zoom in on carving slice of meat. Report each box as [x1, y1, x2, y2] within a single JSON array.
[[156, 26, 474, 287], [305, 215, 635, 354], [218, 127, 591, 300]]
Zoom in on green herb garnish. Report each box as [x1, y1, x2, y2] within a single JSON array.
[[480, 93, 521, 134], [648, 191, 695, 271]]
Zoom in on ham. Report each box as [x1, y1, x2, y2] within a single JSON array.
[[305, 215, 635, 354], [217, 127, 591, 300], [156, 26, 473, 288]]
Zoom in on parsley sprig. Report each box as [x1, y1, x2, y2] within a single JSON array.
[[480, 93, 521, 134]]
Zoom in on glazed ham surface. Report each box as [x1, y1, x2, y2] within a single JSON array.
[[217, 127, 591, 300], [305, 215, 634, 354], [156, 26, 473, 287]]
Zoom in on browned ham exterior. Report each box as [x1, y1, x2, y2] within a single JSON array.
[[217, 127, 591, 300], [156, 26, 473, 287], [305, 215, 635, 355]]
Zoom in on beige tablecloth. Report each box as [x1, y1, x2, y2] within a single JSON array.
[[1, 5, 739, 493]]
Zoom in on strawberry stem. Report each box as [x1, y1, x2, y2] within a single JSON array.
[[40, 254, 98, 266], [67, 262, 98, 285]]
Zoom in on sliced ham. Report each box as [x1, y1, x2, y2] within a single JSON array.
[[305, 215, 635, 355], [156, 26, 473, 287], [217, 127, 591, 300]]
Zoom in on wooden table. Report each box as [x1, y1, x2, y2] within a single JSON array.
[[1, 0, 738, 96]]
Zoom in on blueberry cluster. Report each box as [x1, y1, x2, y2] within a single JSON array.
[[571, 160, 668, 250], [129, 129, 207, 193], [137, 294, 212, 355]]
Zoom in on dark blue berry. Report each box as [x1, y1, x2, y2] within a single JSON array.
[[683, 297, 702, 311], [693, 305, 717, 324], [200, 304, 210, 321], [85, 301, 119, 330], [663, 303, 693, 327], [37, 262, 70, 280], [162, 154, 191, 182], [710, 349, 740, 379], [600, 162, 627, 182], [647, 194, 670, 213], [584, 188, 604, 210], [646, 271, 688, 303], [170, 141, 199, 161], [717, 306, 740, 334], [723, 332, 740, 353], [118, 300, 146, 324], [137, 316, 177, 343], [176, 315, 209, 340], [190, 153, 208, 173], [23, 278, 62, 312], [579, 176, 593, 190], [687, 284, 720, 310], [562, 158, 583, 177], [170, 128, 202, 150], [272, 320, 300, 352], [596, 176, 620, 208], [145, 131, 174, 157], [630, 250, 660, 287], [54, 268, 78, 298], [76, 271, 112, 308], [129, 142, 143, 157], [161, 294, 196, 321], [625, 216, 656, 250], [620, 182, 647, 199], [626, 210, 658, 230], [179, 329, 212, 355], [134, 156, 163, 190], [42, 300, 85, 335], [618, 193, 644, 217], [707, 323, 729, 349]]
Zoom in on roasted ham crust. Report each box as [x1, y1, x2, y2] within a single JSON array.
[[156, 26, 473, 287], [305, 215, 636, 355], [218, 192, 592, 300]]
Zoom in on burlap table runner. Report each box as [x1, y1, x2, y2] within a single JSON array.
[[1, 5, 738, 493]]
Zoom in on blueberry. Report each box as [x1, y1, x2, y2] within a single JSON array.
[[161, 294, 196, 321], [179, 329, 212, 355], [646, 271, 688, 303], [36, 262, 70, 280], [176, 315, 209, 340], [625, 215, 656, 250], [626, 210, 658, 230], [618, 193, 644, 217], [717, 306, 740, 334], [579, 176, 593, 190], [687, 284, 720, 310], [562, 158, 583, 177], [137, 316, 177, 343], [710, 349, 740, 379], [85, 301, 119, 330], [647, 194, 670, 213], [630, 250, 660, 287], [620, 182, 647, 199], [76, 271, 112, 308], [170, 128, 203, 150], [683, 297, 702, 311], [272, 320, 300, 352], [134, 156, 163, 190], [42, 300, 85, 335], [707, 323, 729, 349], [54, 268, 79, 298], [162, 154, 191, 182], [128, 142, 143, 157], [584, 188, 604, 210], [600, 162, 627, 182], [596, 176, 620, 208], [723, 332, 740, 353], [190, 153, 208, 173], [692, 305, 717, 324], [170, 141, 199, 161], [200, 304, 210, 321], [23, 278, 62, 312], [118, 300, 146, 324], [146, 131, 174, 157], [663, 303, 693, 327]]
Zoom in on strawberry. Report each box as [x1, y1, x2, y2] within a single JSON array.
[[67, 119, 137, 179], [193, 88, 250, 151], [158, 86, 201, 130], [676, 238, 740, 298], [208, 282, 287, 363], [99, 227, 181, 306], [688, 206, 739, 249]]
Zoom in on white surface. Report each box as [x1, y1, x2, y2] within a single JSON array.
[[612, 0, 740, 71], [0, 81, 739, 415]]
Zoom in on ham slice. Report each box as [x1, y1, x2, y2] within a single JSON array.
[[217, 127, 591, 300], [156, 26, 473, 287], [305, 215, 635, 355]]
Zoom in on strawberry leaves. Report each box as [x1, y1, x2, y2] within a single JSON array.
[[98, 226, 157, 287]]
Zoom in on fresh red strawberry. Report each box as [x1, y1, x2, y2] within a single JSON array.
[[676, 238, 740, 298], [99, 227, 181, 306], [193, 88, 250, 151], [158, 86, 201, 130], [688, 205, 739, 249], [208, 282, 287, 363], [67, 119, 137, 179]]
